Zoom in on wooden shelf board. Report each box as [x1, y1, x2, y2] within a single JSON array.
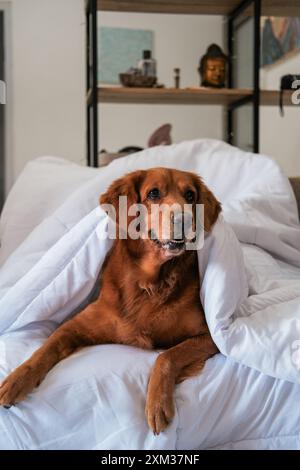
[[98, 1, 241, 15], [260, 90, 298, 107], [96, 87, 300, 107], [97, 0, 300, 16], [98, 87, 253, 105], [262, 0, 300, 16]]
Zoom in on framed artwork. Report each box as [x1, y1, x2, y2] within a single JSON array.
[[261, 17, 300, 67], [98, 27, 154, 84]]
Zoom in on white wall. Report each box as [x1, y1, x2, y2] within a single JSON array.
[[3, 0, 86, 190], [260, 53, 300, 176], [99, 12, 224, 152]]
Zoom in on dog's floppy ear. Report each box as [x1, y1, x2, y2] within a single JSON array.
[[193, 175, 221, 232], [100, 170, 146, 219]]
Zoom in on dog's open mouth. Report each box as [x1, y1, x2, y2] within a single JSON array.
[[153, 238, 186, 252], [149, 230, 197, 254]]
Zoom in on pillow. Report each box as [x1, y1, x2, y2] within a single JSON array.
[[0, 157, 97, 265]]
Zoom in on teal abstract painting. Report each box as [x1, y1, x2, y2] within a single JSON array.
[[262, 17, 300, 67], [98, 27, 153, 84]]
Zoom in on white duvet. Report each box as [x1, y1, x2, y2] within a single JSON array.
[[0, 139, 300, 450]]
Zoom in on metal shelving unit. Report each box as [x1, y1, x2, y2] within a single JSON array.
[[86, 0, 300, 166]]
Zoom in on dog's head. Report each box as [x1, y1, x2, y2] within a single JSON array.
[[100, 168, 221, 259]]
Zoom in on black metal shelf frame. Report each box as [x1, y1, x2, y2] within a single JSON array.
[[86, 0, 98, 167], [227, 0, 261, 153], [86, 0, 262, 167]]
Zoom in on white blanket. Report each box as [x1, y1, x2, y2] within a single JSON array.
[[1, 139, 300, 449]]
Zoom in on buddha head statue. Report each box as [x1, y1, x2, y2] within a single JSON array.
[[199, 44, 227, 88]]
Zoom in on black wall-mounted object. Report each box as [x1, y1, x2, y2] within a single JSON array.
[[280, 74, 300, 116]]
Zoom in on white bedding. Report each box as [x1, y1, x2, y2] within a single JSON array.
[[0, 139, 300, 450]]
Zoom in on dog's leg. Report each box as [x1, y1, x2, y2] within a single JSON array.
[[145, 333, 218, 434], [0, 300, 118, 407]]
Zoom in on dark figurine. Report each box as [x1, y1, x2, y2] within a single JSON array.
[[174, 68, 180, 89], [199, 44, 227, 88]]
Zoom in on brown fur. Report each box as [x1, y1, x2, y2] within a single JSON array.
[[0, 168, 221, 434]]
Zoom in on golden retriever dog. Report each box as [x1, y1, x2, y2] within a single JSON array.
[[0, 168, 221, 435]]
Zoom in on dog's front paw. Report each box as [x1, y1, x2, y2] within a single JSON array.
[[145, 362, 175, 435], [145, 391, 175, 435], [0, 364, 41, 407]]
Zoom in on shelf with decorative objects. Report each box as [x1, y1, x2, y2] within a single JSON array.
[[86, 0, 300, 166]]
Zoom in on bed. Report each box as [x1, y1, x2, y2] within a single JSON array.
[[0, 139, 300, 450]]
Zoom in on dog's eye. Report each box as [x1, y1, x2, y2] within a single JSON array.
[[185, 190, 195, 203], [147, 188, 161, 200]]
